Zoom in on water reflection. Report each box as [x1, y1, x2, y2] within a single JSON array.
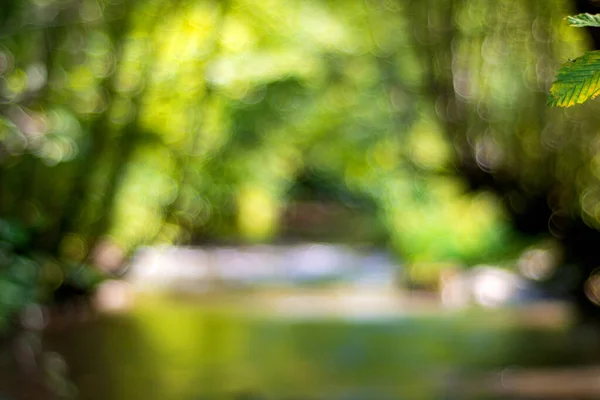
[[17, 292, 580, 400], [0, 245, 588, 399]]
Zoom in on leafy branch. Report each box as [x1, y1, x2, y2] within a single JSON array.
[[549, 14, 600, 107], [566, 13, 600, 28]]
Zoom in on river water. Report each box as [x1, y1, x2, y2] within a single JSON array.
[[0, 290, 591, 400]]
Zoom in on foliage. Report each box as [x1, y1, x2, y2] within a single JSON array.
[[0, 217, 104, 329], [549, 14, 600, 107], [548, 51, 600, 107], [0, 0, 525, 265], [3, 0, 600, 321], [567, 13, 600, 28]]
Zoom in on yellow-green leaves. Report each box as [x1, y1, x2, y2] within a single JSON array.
[[549, 14, 600, 107], [567, 13, 600, 28], [549, 51, 600, 107]]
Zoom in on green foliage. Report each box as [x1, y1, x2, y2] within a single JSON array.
[[3, 0, 600, 324], [0, 219, 39, 328], [549, 14, 600, 107], [0, 0, 522, 266], [0, 217, 103, 330], [548, 51, 600, 107], [567, 13, 600, 27]]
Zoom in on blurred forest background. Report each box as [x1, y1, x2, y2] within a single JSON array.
[[3, 0, 600, 328]]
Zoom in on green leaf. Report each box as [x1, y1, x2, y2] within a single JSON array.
[[548, 51, 600, 107], [566, 13, 600, 28]]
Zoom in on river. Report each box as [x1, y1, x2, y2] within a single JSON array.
[[0, 288, 591, 400]]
